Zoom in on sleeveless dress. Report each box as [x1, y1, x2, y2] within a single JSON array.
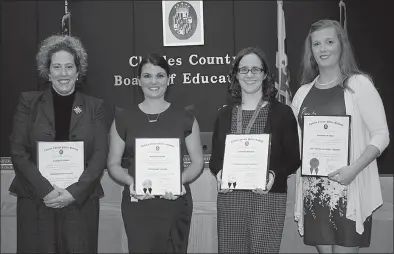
[[115, 104, 194, 253]]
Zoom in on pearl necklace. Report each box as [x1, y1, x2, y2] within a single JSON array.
[[316, 75, 342, 86]]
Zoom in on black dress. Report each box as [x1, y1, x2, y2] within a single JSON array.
[[115, 104, 194, 253], [298, 84, 372, 247]]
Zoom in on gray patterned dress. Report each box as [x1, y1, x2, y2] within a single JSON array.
[[217, 104, 287, 253]]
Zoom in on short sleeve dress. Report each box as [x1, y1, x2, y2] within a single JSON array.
[[298, 83, 372, 247], [115, 104, 194, 253]]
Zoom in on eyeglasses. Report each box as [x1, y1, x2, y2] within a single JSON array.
[[237, 67, 264, 75]]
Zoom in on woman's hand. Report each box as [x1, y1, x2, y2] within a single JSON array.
[[216, 170, 233, 194], [328, 145, 382, 186], [44, 185, 75, 209], [160, 185, 187, 200], [43, 189, 59, 202], [328, 165, 357, 185], [252, 170, 275, 195], [129, 184, 154, 201]]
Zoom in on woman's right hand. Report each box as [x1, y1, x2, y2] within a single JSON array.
[[43, 189, 59, 201], [216, 170, 233, 194], [129, 184, 154, 201]]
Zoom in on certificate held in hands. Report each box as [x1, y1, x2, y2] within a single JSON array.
[[37, 141, 84, 189], [135, 138, 181, 196], [302, 115, 351, 176], [221, 134, 271, 190]]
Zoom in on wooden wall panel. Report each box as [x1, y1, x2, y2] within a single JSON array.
[[1, 169, 392, 253], [188, 169, 218, 253]]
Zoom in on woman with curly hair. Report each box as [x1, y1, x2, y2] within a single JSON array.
[[9, 34, 108, 253], [209, 47, 301, 253]]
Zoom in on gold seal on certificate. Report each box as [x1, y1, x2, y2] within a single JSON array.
[[221, 134, 271, 190], [135, 138, 181, 196], [37, 141, 84, 188], [302, 115, 351, 176]]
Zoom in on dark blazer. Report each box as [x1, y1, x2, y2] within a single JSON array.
[[209, 99, 301, 193], [9, 88, 108, 205]]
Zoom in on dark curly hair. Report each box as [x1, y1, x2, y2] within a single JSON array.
[[228, 47, 277, 105], [36, 35, 88, 81]]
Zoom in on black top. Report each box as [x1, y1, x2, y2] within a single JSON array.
[[298, 84, 346, 130], [9, 89, 108, 204], [209, 100, 301, 193], [52, 87, 76, 141]]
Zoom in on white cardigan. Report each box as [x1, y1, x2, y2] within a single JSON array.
[[291, 74, 390, 235]]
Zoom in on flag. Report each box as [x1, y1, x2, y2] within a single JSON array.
[[275, 0, 291, 106], [339, 0, 347, 33], [61, 0, 71, 35]]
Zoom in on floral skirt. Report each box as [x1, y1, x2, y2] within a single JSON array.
[[303, 177, 372, 247]]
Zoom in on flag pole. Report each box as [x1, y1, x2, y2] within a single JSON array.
[[61, 0, 71, 35], [339, 0, 347, 33], [277, 0, 283, 102], [276, 0, 291, 105]]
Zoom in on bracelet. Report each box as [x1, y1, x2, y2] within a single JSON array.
[[266, 170, 275, 184]]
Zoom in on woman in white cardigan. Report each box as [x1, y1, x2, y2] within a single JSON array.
[[292, 19, 390, 253]]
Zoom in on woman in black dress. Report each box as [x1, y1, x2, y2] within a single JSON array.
[[107, 53, 204, 253]]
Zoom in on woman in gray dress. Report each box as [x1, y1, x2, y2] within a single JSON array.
[[209, 47, 301, 253]]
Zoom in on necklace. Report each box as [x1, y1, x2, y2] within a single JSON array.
[[236, 98, 266, 134], [146, 113, 160, 123], [316, 74, 342, 86]]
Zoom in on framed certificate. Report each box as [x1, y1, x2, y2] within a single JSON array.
[[37, 141, 84, 188], [302, 115, 351, 176], [135, 138, 182, 196], [221, 134, 271, 190]]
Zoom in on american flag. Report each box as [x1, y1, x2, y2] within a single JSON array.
[[275, 0, 291, 106]]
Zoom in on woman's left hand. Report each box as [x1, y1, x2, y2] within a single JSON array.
[[252, 171, 275, 195], [160, 185, 186, 200], [44, 185, 76, 209], [328, 165, 357, 185]]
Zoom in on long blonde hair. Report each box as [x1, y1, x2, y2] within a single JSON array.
[[299, 19, 368, 88]]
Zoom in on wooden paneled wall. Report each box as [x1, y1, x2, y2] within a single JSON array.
[[1, 162, 393, 253]]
